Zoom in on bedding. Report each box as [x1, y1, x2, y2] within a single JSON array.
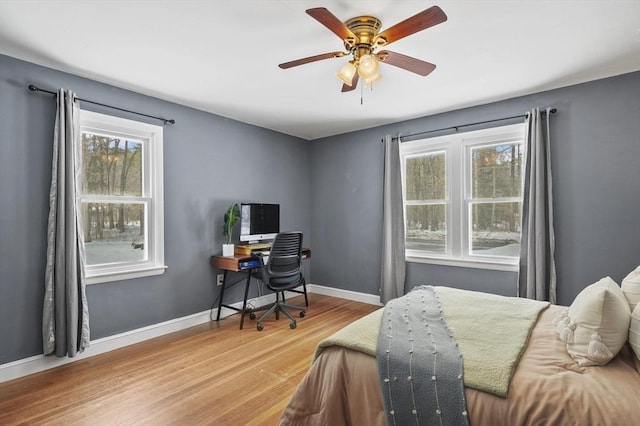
[[555, 277, 631, 366], [631, 304, 640, 361], [280, 291, 640, 425], [315, 286, 549, 395], [376, 286, 468, 425], [622, 265, 640, 311]]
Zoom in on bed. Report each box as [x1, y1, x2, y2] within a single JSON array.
[[279, 282, 640, 426]]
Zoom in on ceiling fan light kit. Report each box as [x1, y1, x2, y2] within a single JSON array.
[[336, 61, 357, 85], [363, 73, 382, 88], [357, 53, 380, 79], [279, 6, 448, 93]]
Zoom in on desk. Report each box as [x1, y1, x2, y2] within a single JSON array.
[[211, 248, 311, 329]]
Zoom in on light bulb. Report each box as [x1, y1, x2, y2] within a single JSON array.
[[357, 54, 379, 79], [336, 62, 357, 86]]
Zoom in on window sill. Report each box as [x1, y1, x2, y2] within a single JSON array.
[[86, 265, 168, 285], [406, 254, 519, 272]]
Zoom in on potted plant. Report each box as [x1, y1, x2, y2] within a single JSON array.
[[222, 203, 240, 256]]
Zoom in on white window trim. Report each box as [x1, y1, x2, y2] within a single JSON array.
[[79, 110, 166, 284], [401, 123, 525, 271]]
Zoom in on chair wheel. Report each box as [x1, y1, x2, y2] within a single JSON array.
[[299, 311, 306, 318], [257, 323, 264, 331], [290, 321, 297, 329], [249, 312, 256, 320]]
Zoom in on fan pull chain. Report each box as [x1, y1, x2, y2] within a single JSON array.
[[360, 81, 376, 105]]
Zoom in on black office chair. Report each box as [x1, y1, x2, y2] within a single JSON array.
[[249, 231, 306, 331]]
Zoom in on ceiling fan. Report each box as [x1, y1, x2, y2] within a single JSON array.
[[279, 6, 448, 92]]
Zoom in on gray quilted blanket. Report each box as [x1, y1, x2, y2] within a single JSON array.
[[376, 285, 469, 426]]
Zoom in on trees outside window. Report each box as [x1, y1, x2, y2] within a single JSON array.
[[404, 151, 447, 253], [469, 142, 523, 256], [79, 111, 165, 283], [400, 123, 525, 270]]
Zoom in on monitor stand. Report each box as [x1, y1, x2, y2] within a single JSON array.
[[236, 242, 272, 256]]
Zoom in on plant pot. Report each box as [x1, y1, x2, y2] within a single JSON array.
[[222, 243, 235, 257]]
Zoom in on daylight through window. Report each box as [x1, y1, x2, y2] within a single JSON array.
[[79, 110, 166, 283], [400, 123, 526, 270]]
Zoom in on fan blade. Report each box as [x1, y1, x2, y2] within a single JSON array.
[[279, 51, 346, 69], [306, 8, 356, 41], [377, 50, 436, 76], [374, 6, 447, 46], [341, 74, 359, 92]]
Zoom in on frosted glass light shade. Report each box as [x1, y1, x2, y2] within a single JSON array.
[[364, 72, 382, 87], [358, 54, 379, 79], [336, 62, 357, 86]]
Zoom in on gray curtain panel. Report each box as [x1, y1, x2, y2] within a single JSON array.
[[380, 135, 406, 304], [43, 89, 90, 357], [518, 107, 557, 303]]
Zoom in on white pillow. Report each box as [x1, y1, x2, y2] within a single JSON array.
[[621, 265, 640, 311], [556, 277, 631, 366], [630, 304, 640, 361]]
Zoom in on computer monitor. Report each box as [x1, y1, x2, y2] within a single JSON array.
[[239, 203, 280, 243]]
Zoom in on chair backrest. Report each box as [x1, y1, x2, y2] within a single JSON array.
[[264, 232, 304, 291]]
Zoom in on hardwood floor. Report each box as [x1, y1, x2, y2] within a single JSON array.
[[0, 294, 379, 425]]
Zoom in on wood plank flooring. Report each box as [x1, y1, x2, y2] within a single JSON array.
[[0, 294, 379, 425]]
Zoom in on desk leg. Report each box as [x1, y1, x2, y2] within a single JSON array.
[[216, 270, 228, 321], [239, 272, 252, 330]]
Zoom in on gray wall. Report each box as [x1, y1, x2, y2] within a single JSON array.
[[1, 53, 638, 366], [0, 55, 311, 364], [310, 71, 640, 305]]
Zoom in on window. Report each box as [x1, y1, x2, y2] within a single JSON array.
[[400, 123, 526, 270], [79, 110, 166, 283]]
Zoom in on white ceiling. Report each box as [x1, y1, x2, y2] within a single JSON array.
[[1, 1, 639, 140]]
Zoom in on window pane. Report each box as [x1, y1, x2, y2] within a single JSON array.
[[82, 202, 146, 265], [81, 132, 143, 196], [470, 201, 521, 256], [406, 204, 446, 253], [405, 152, 445, 200], [471, 143, 523, 198]]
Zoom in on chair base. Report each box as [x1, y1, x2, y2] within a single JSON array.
[[250, 293, 305, 331]]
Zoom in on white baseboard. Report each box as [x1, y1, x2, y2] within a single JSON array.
[[0, 284, 378, 383], [307, 284, 382, 306]]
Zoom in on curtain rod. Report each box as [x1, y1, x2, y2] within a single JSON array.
[[385, 108, 557, 143], [28, 85, 176, 125]]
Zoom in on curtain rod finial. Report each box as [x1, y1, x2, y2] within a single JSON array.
[[28, 84, 38, 91]]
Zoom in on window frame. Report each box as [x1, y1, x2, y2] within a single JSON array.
[[400, 123, 526, 271], [78, 110, 166, 284]]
